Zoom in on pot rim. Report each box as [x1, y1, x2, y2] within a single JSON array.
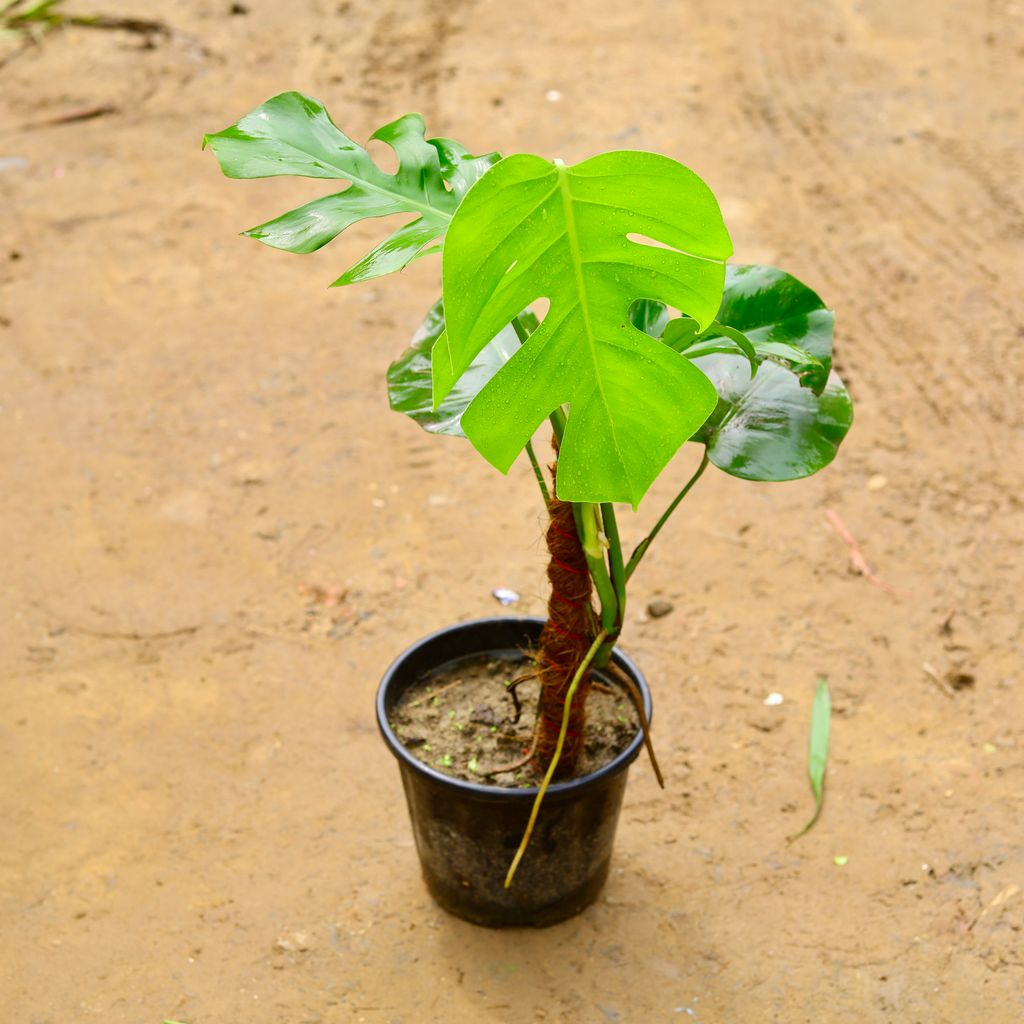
[[376, 615, 652, 800]]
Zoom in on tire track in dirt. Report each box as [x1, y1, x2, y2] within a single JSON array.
[[731, 9, 1023, 438], [358, 0, 473, 123]]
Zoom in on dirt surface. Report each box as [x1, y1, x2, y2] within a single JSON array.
[[1, 1, 1022, 1021], [390, 652, 638, 786]]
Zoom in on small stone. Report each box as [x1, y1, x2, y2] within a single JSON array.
[[763, 692, 785, 706], [274, 931, 311, 953], [867, 474, 888, 491], [158, 489, 210, 528], [947, 670, 975, 690], [545, 89, 562, 102], [231, 460, 269, 486], [646, 598, 674, 618]]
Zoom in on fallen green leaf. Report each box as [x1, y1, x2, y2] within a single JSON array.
[[789, 676, 831, 841]]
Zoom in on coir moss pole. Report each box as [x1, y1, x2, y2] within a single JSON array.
[[533, 461, 597, 777]]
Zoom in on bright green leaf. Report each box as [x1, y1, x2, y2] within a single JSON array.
[[203, 93, 495, 285], [434, 151, 732, 506], [808, 678, 832, 802]]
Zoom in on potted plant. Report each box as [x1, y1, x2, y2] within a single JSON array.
[[204, 92, 853, 927]]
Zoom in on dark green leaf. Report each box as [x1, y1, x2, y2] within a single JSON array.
[[387, 300, 524, 437], [688, 263, 850, 480], [434, 151, 731, 506], [203, 92, 494, 285], [681, 321, 758, 377], [790, 677, 832, 841], [750, 340, 828, 393], [691, 352, 853, 481], [714, 263, 835, 386], [662, 316, 701, 351], [628, 298, 670, 338]]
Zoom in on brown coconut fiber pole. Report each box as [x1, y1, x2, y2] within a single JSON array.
[[533, 456, 597, 778]]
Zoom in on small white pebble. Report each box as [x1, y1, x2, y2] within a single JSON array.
[[867, 474, 888, 491], [763, 692, 784, 706], [545, 89, 563, 102]]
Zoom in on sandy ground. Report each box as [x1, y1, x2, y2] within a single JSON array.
[[1, 1, 1022, 1020]]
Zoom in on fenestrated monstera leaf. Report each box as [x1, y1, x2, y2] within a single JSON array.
[[203, 92, 497, 285], [689, 264, 852, 480], [387, 300, 535, 437], [433, 151, 732, 506]]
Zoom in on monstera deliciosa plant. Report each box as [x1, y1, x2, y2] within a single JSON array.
[[204, 94, 852, 864]]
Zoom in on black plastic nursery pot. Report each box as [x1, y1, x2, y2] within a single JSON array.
[[376, 616, 652, 928]]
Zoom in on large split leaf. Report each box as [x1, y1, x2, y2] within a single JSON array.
[[202, 92, 497, 285], [433, 151, 732, 506]]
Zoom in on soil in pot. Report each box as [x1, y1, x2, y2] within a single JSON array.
[[389, 650, 640, 787]]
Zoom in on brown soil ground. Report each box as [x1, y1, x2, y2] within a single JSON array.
[[1, 1, 1022, 1021]]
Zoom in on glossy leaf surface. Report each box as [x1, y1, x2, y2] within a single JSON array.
[[387, 299, 522, 437], [434, 151, 732, 506], [628, 298, 670, 338], [714, 263, 835, 380], [691, 355, 852, 480], [687, 263, 850, 481], [668, 314, 825, 391], [203, 92, 495, 285]]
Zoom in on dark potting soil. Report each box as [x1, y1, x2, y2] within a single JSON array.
[[389, 651, 640, 788]]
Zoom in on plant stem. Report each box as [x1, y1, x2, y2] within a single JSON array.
[[505, 628, 608, 889], [590, 503, 626, 667], [625, 449, 710, 582], [524, 440, 550, 504], [548, 404, 567, 443], [601, 502, 626, 627], [574, 502, 618, 634]]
